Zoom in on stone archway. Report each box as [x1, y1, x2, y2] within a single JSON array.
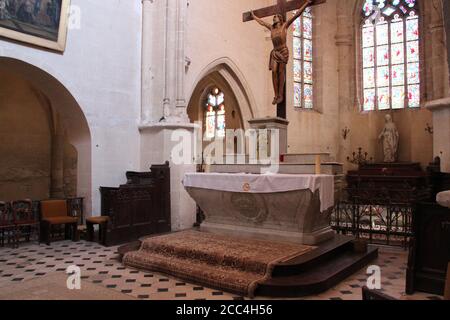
[[0, 57, 92, 214], [187, 58, 258, 130], [188, 71, 245, 131]]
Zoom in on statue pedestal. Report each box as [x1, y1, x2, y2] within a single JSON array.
[[248, 117, 289, 157], [426, 98, 450, 173]]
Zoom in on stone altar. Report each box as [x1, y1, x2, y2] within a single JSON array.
[[183, 173, 335, 245]]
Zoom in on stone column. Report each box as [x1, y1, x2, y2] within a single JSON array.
[[50, 115, 65, 198], [443, 0, 450, 89], [141, 0, 154, 124], [140, 0, 196, 230], [428, 0, 449, 99], [335, 1, 354, 171]]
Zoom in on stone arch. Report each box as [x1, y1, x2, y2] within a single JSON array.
[[188, 72, 244, 132], [187, 58, 258, 129], [0, 57, 92, 214]]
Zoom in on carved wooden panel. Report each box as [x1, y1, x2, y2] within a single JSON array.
[[100, 163, 171, 246]]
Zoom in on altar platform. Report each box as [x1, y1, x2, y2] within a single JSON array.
[[119, 163, 378, 298]]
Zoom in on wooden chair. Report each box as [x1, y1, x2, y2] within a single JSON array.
[[445, 263, 450, 301], [11, 200, 39, 247], [40, 200, 78, 245], [67, 197, 86, 238], [0, 202, 14, 247], [86, 216, 110, 246]]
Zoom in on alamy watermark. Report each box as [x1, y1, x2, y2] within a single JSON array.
[[170, 122, 281, 174], [66, 265, 81, 290], [366, 265, 382, 290], [68, 5, 82, 30]]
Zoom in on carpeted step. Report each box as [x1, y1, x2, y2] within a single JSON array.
[[123, 230, 315, 297], [136, 230, 314, 275]]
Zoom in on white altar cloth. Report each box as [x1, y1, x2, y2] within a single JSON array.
[[437, 191, 450, 208], [183, 173, 335, 212]]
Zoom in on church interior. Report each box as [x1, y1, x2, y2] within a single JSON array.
[[0, 0, 450, 302]]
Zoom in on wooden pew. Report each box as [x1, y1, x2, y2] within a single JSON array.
[[100, 163, 171, 246]]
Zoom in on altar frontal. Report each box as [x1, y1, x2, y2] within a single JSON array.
[[183, 173, 335, 245]]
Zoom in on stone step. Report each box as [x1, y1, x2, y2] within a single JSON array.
[[256, 246, 379, 298], [282, 153, 333, 164], [210, 163, 344, 175], [271, 235, 355, 277]]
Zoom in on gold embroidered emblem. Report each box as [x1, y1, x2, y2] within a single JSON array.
[[242, 183, 251, 192]]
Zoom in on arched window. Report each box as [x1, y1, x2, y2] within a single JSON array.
[[361, 0, 420, 111], [293, 7, 313, 109], [205, 88, 226, 139]]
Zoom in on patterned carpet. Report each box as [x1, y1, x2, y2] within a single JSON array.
[[123, 230, 314, 297], [0, 240, 444, 300]]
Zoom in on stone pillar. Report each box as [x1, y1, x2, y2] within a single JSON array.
[[443, 0, 450, 90], [140, 0, 196, 230], [141, 0, 155, 123], [50, 115, 65, 198], [175, 0, 188, 119], [428, 0, 449, 99], [248, 117, 289, 157], [141, 0, 189, 124], [425, 98, 450, 173], [335, 0, 354, 171], [140, 124, 197, 231]]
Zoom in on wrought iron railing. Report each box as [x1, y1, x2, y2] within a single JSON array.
[[332, 188, 416, 248]]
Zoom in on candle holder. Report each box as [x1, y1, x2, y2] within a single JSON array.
[[347, 147, 373, 166]]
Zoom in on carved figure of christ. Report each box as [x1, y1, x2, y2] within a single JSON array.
[[243, 0, 325, 119]]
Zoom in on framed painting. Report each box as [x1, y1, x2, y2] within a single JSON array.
[[0, 0, 70, 51]]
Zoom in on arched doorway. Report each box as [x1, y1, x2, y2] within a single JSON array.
[[0, 57, 92, 214]]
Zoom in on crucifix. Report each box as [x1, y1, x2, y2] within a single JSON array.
[[243, 0, 326, 119]]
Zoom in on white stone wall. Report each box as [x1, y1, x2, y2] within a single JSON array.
[[0, 0, 142, 214]]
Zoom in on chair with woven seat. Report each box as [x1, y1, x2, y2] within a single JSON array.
[[86, 216, 110, 246], [40, 200, 78, 245], [12, 200, 39, 247], [0, 202, 13, 247]]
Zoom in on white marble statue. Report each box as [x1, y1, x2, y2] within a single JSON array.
[[378, 114, 399, 163]]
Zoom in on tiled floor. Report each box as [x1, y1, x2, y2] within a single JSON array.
[[0, 240, 444, 300]]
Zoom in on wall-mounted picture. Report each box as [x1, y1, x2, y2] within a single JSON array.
[[0, 0, 70, 51]]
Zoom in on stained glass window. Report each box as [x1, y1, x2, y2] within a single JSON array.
[[205, 88, 226, 139], [293, 7, 313, 109], [361, 0, 420, 111]]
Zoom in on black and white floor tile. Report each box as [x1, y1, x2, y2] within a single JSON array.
[[0, 241, 443, 301]]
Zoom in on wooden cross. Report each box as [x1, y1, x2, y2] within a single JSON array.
[[243, 0, 325, 119]]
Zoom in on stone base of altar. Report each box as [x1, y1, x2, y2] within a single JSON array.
[[200, 223, 335, 246]]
